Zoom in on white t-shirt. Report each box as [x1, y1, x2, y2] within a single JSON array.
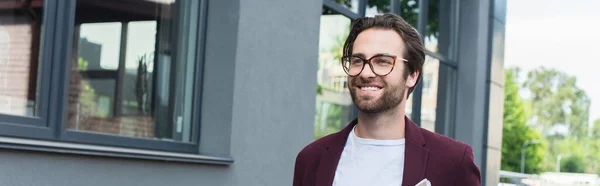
[[333, 126, 406, 186]]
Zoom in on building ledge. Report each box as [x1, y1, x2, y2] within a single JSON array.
[[0, 136, 234, 165]]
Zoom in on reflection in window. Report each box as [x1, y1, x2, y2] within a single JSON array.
[[422, 74, 433, 95], [68, 0, 199, 142], [332, 0, 360, 13], [420, 56, 440, 132], [425, 0, 440, 52], [400, 0, 419, 27], [365, 0, 390, 17], [406, 94, 413, 119], [0, 0, 43, 116], [315, 9, 354, 140]]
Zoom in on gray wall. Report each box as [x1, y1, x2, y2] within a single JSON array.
[[454, 0, 506, 186], [0, 0, 321, 185]]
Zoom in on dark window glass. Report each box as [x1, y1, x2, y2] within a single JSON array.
[[332, 0, 360, 13], [425, 0, 440, 53], [366, 0, 390, 17], [68, 0, 199, 142], [400, 0, 419, 27]]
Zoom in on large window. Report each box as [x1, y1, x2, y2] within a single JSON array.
[[67, 0, 199, 144], [0, 0, 210, 160]]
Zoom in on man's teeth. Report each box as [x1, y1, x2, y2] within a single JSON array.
[[361, 86, 380, 91]]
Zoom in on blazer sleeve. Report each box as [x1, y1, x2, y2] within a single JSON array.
[[293, 152, 305, 186], [454, 145, 482, 186]]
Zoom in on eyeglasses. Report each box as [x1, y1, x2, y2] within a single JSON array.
[[341, 54, 408, 77]]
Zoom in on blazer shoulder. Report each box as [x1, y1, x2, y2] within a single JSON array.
[[420, 128, 472, 157], [296, 132, 338, 160]]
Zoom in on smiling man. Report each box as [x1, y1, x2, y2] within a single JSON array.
[[293, 13, 481, 186]]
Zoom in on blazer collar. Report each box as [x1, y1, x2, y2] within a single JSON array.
[[315, 116, 429, 186]]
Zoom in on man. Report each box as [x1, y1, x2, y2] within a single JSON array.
[[293, 13, 481, 186]]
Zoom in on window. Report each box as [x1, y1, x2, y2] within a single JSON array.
[[64, 0, 200, 148], [425, 0, 440, 53], [0, 0, 211, 159], [420, 56, 440, 132], [315, 6, 355, 139], [0, 0, 45, 118], [365, 0, 390, 17], [400, 0, 420, 27]]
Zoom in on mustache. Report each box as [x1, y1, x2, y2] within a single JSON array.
[[351, 77, 385, 86]]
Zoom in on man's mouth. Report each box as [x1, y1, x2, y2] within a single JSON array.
[[359, 86, 382, 91], [357, 84, 383, 92]]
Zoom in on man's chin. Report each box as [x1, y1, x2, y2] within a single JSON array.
[[354, 101, 384, 113]]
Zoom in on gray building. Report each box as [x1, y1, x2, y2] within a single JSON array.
[[0, 0, 505, 185]]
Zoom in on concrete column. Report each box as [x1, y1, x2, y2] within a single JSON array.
[[454, 0, 506, 185]]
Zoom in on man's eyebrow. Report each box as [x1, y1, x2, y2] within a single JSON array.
[[351, 53, 394, 57], [351, 53, 365, 57]]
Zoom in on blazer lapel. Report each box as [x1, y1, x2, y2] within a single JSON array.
[[315, 119, 357, 186], [402, 116, 429, 186]]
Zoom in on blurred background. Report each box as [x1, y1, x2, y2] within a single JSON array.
[[0, 0, 598, 185]]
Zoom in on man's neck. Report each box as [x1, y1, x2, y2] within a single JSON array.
[[354, 105, 406, 140]]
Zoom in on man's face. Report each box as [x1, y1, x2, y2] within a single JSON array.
[[348, 28, 416, 113]]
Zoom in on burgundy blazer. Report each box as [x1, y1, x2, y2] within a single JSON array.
[[293, 116, 481, 186]]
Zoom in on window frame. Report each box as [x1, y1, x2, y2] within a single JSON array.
[[0, 0, 230, 163], [0, 0, 57, 140]]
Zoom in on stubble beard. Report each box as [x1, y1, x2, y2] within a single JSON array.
[[349, 77, 406, 114]]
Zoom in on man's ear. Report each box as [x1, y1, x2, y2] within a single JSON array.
[[405, 70, 420, 88]]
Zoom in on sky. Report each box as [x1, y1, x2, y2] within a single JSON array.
[[505, 0, 600, 124], [79, 21, 156, 71]]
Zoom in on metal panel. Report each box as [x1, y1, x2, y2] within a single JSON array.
[[358, 0, 367, 17], [193, 0, 209, 150]]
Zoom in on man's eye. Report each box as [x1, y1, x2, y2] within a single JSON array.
[[376, 59, 392, 64]]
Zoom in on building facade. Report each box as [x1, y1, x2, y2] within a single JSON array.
[[0, 0, 505, 185]]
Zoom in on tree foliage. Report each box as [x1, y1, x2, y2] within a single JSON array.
[[518, 67, 598, 174], [522, 67, 591, 138], [501, 68, 546, 173], [561, 155, 586, 173], [593, 119, 600, 139]]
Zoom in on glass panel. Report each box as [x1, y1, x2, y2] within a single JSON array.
[[420, 55, 439, 132], [315, 10, 354, 140], [0, 0, 44, 116], [68, 0, 199, 142], [425, 0, 439, 53], [400, 0, 419, 27], [365, 0, 390, 17], [406, 93, 413, 119], [77, 23, 120, 70], [332, 0, 360, 13]]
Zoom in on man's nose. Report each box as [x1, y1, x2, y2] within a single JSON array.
[[359, 64, 377, 79]]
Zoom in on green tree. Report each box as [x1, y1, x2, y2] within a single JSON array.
[[561, 155, 586, 173], [314, 103, 343, 139], [523, 67, 591, 139], [501, 68, 546, 173], [522, 67, 593, 172], [593, 119, 600, 139], [77, 58, 105, 117]]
